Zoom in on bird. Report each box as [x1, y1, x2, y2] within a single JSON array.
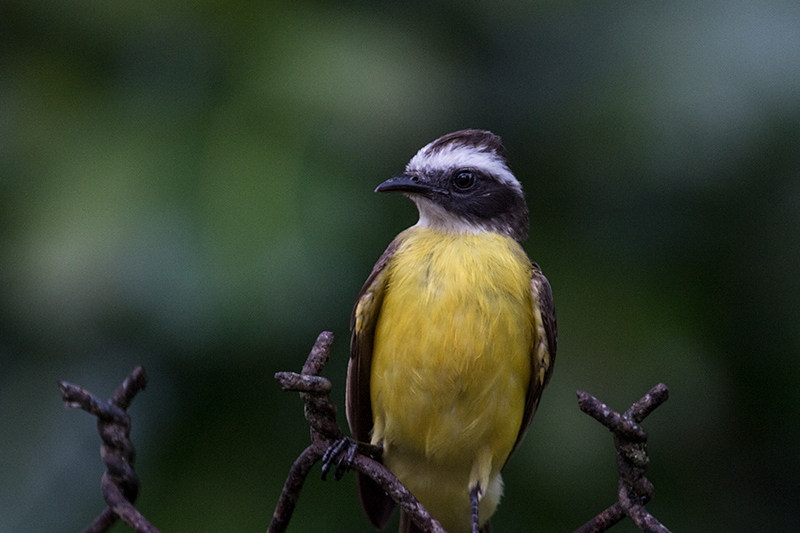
[[345, 129, 556, 533]]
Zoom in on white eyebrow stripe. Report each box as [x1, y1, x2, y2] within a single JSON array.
[[406, 143, 521, 192]]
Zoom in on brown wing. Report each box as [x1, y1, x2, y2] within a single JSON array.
[[508, 261, 557, 458], [347, 236, 403, 529]]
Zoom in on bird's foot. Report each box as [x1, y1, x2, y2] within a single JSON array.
[[321, 437, 358, 481], [470, 485, 481, 533]]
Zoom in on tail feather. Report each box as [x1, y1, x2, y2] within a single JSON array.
[[357, 472, 396, 529], [398, 511, 492, 533], [399, 511, 424, 533]]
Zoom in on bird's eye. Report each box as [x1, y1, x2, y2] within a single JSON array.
[[453, 171, 476, 191]]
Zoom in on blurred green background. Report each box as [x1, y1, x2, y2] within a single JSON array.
[[1, 0, 799, 532]]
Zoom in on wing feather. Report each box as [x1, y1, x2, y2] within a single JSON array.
[[509, 261, 557, 458], [347, 236, 403, 529]]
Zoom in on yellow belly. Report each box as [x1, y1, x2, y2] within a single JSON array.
[[370, 226, 533, 533]]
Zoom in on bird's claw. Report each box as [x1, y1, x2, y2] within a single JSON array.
[[321, 437, 358, 481]]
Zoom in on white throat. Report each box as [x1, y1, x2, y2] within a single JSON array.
[[411, 196, 488, 235]]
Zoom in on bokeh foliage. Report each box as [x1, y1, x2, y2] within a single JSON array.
[[1, 1, 799, 532]]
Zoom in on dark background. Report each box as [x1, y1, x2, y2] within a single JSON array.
[[1, 1, 799, 532]]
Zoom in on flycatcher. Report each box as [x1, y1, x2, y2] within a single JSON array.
[[346, 130, 557, 533]]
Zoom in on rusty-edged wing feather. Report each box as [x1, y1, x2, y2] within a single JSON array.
[[508, 261, 557, 459], [347, 237, 403, 529]]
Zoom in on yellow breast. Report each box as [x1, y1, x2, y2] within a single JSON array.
[[370, 226, 533, 532]]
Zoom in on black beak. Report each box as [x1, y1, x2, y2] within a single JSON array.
[[375, 175, 446, 196]]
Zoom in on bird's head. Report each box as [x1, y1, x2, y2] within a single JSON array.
[[376, 129, 529, 242]]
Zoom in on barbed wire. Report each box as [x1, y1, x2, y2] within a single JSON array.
[[271, 332, 672, 533], [573, 384, 671, 533], [270, 331, 446, 533], [58, 332, 672, 533], [59, 366, 160, 533]]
